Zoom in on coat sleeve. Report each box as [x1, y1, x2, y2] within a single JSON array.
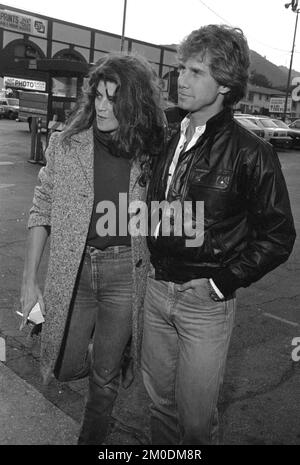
[[213, 144, 296, 297], [28, 132, 60, 229]]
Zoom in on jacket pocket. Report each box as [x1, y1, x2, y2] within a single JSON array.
[[192, 169, 232, 191]]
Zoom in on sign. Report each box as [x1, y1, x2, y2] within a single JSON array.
[[4, 77, 46, 92], [292, 76, 300, 102], [269, 97, 292, 113], [0, 9, 47, 37]]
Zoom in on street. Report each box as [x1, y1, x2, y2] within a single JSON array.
[[0, 119, 300, 445]]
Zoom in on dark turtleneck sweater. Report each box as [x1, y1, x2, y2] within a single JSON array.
[[87, 124, 131, 249]]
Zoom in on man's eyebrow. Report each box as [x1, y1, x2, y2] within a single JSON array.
[[190, 65, 205, 74]]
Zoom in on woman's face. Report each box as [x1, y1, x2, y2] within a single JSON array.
[[94, 80, 119, 132]]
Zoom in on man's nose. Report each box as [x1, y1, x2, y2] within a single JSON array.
[[178, 72, 188, 88]]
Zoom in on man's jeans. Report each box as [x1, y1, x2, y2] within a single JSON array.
[[56, 245, 133, 445], [141, 272, 236, 445]]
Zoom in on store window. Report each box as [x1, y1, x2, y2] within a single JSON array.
[[53, 49, 86, 63], [52, 77, 78, 98], [6, 40, 45, 61]]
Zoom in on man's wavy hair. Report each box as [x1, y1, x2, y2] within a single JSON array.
[[61, 52, 165, 182], [177, 25, 250, 107]]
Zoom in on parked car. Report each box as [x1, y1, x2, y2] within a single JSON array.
[[271, 118, 300, 150], [0, 98, 19, 119], [289, 119, 300, 130], [241, 115, 292, 149], [234, 115, 265, 139]]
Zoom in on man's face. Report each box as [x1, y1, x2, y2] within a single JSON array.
[[95, 80, 119, 132], [177, 54, 229, 121]]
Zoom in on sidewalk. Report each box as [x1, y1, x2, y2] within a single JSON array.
[[0, 361, 78, 445]]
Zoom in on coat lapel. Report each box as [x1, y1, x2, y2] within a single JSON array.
[[69, 127, 94, 192]]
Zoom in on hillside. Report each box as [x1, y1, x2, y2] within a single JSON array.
[[249, 50, 300, 89]]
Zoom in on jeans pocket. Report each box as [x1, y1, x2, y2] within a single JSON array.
[[192, 280, 227, 313]]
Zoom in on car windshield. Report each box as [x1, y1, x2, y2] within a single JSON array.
[[272, 119, 288, 129], [6, 99, 19, 106], [259, 118, 276, 128], [236, 118, 258, 129]]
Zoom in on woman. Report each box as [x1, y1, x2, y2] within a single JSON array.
[[20, 52, 165, 445]]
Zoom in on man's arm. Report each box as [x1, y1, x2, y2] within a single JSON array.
[[212, 145, 296, 298]]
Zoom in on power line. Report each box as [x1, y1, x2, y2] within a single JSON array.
[[197, 0, 295, 54], [197, 0, 233, 25]]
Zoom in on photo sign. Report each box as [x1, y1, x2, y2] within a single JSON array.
[[4, 76, 46, 92]]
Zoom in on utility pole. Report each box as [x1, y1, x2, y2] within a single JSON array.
[[283, 1, 299, 121], [120, 0, 128, 51]]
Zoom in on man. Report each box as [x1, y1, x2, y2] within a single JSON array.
[[142, 25, 296, 445], [20, 53, 164, 444]]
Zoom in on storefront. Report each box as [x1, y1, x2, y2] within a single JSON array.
[[0, 3, 178, 121]]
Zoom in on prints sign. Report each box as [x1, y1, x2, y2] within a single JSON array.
[[4, 76, 46, 92], [0, 9, 47, 37], [269, 97, 292, 113]]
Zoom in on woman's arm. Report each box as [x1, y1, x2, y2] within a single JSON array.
[[20, 225, 49, 330]]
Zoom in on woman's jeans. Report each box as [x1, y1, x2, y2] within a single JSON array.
[[57, 245, 133, 445], [141, 272, 236, 445]]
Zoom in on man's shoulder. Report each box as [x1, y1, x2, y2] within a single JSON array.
[[232, 118, 273, 153]]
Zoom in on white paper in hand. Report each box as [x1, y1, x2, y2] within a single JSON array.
[[28, 302, 45, 324], [0, 337, 6, 362], [17, 302, 45, 325]]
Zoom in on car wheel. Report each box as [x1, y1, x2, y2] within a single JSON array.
[[8, 112, 15, 120]]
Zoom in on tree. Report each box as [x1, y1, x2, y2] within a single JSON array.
[[249, 71, 272, 88]]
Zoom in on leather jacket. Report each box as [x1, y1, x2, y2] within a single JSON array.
[[147, 108, 296, 298]]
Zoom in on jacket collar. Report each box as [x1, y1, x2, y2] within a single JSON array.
[[204, 107, 233, 135], [69, 127, 94, 192]]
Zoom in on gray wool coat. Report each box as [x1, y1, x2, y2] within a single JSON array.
[[28, 128, 150, 384]]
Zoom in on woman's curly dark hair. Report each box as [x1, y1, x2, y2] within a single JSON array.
[[61, 52, 166, 183]]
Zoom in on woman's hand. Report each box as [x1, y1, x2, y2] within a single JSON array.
[[19, 280, 45, 330], [19, 226, 49, 330]]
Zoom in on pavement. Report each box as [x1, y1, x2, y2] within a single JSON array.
[[0, 361, 79, 445], [0, 119, 300, 446]]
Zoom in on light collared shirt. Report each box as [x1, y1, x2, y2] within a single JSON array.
[[165, 114, 224, 299], [165, 115, 206, 196]]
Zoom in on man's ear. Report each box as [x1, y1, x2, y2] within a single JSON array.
[[219, 85, 230, 96]]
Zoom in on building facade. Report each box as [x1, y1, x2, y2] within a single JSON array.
[[0, 3, 178, 122], [1, 4, 299, 122], [236, 83, 300, 120]]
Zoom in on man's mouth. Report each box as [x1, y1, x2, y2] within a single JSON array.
[[178, 92, 191, 98]]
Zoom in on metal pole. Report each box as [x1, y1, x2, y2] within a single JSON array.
[[120, 0, 128, 51], [283, 9, 299, 121]]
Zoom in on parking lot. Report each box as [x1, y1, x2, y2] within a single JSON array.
[[0, 119, 300, 445]]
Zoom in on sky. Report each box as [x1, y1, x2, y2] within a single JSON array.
[[1, 0, 300, 72]]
